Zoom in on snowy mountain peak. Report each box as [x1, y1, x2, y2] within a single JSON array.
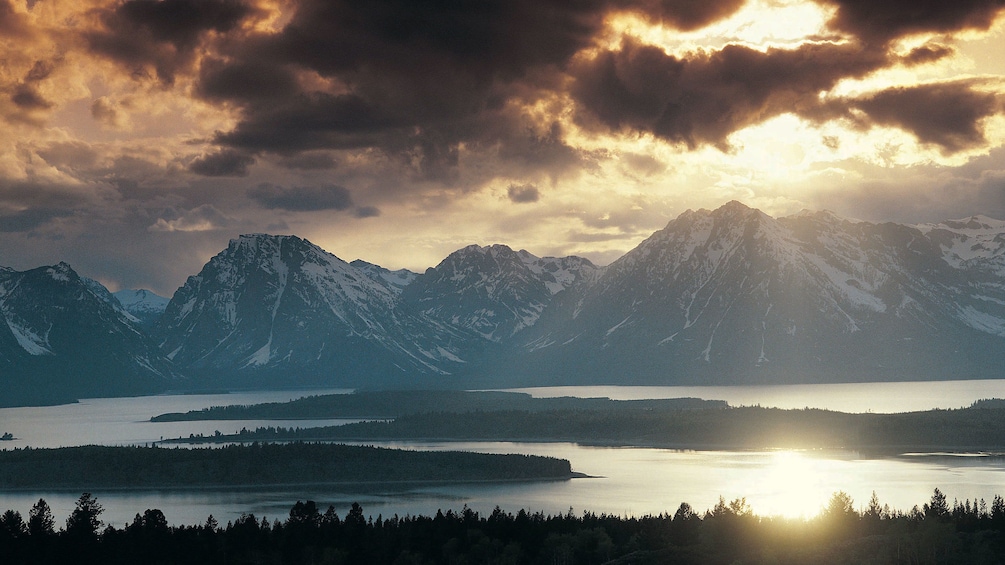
[[46, 261, 75, 281], [155, 233, 473, 382], [402, 242, 597, 341]]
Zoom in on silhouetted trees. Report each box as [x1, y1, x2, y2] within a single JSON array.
[[3, 489, 1005, 564]]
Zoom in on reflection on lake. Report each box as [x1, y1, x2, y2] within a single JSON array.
[[3, 383, 1005, 526]]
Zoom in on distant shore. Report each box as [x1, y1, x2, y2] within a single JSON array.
[[154, 391, 1005, 453]]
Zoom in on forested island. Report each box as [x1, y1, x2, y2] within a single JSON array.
[[151, 390, 724, 421], [158, 392, 1005, 452], [0, 443, 573, 490], [3, 488, 1005, 564]]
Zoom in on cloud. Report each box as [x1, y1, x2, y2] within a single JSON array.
[[0, 0, 34, 39], [849, 82, 1003, 153], [507, 183, 541, 203], [807, 81, 1005, 154], [816, 0, 1005, 46], [353, 206, 381, 218], [571, 38, 888, 149], [275, 152, 338, 171], [148, 204, 232, 232], [248, 183, 355, 211], [196, 0, 754, 186], [627, 0, 747, 31], [0, 208, 74, 233], [189, 150, 256, 177], [84, 0, 260, 85], [90, 97, 129, 129]]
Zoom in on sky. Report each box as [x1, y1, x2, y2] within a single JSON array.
[[2, 0, 1005, 296]]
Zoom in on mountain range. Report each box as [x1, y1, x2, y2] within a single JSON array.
[[2, 201, 1003, 405]]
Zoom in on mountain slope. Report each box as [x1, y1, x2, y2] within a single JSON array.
[[402, 244, 598, 341], [113, 289, 170, 329], [490, 201, 1005, 385], [0, 263, 182, 406], [154, 234, 479, 387]]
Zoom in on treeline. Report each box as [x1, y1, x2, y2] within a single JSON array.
[[171, 405, 1005, 451], [0, 444, 572, 490], [4, 489, 1005, 564], [151, 390, 725, 422]]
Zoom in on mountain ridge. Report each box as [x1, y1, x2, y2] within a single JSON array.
[[2, 202, 1004, 405]]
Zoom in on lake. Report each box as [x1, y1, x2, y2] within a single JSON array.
[[3, 381, 1005, 527]]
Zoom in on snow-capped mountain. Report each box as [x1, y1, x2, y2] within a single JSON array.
[[401, 244, 598, 341], [493, 201, 1005, 385], [113, 289, 170, 329], [6, 202, 1005, 404], [0, 263, 181, 406], [153, 234, 479, 387], [350, 260, 418, 295], [917, 215, 1005, 278]]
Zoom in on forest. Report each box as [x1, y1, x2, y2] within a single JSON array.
[[0, 443, 573, 490], [151, 391, 725, 421], [2, 489, 1005, 564], [165, 399, 1005, 452]]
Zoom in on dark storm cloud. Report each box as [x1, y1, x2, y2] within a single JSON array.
[[196, 0, 750, 183], [817, 0, 1005, 46], [275, 153, 338, 171], [806, 81, 1004, 153], [903, 44, 955, 66], [628, 0, 747, 31], [0, 208, 73, 233], [189, 150, 256, 177], [0, 180, 94, 233], [248, 183, 355, 212], [84, 0, 258, 84], [571, 39, 888, 149], [196, 58, 299, 103], [507, 184, 541, 203], [849, 82, 1003, 153]]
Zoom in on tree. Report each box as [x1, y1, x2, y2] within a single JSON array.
[[65, 493, 104, 540], [823, 491, 855, 519], [924, 488, 949, 520], [27, 499, 55, 537], [864, 491, 884, 521], [0, 509, 26, 539], [288, 500, 321, 528]]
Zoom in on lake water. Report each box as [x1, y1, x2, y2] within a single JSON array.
[[3, 382, 1005, 527]]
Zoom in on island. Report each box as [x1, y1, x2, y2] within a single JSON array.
[[0, 443, 575, 490], [156, 391, 1005, 453]]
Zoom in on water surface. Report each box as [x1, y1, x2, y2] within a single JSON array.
[[3, 383, 1005, 526]]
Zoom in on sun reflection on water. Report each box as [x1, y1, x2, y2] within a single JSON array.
[[753, 450, 833, 518]]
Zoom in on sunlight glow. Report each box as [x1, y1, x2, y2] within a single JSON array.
[[603, 0, 834, 55], [745, 450, 835, 518]]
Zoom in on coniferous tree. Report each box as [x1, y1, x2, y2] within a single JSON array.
[[27, 499, 54, 537]]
